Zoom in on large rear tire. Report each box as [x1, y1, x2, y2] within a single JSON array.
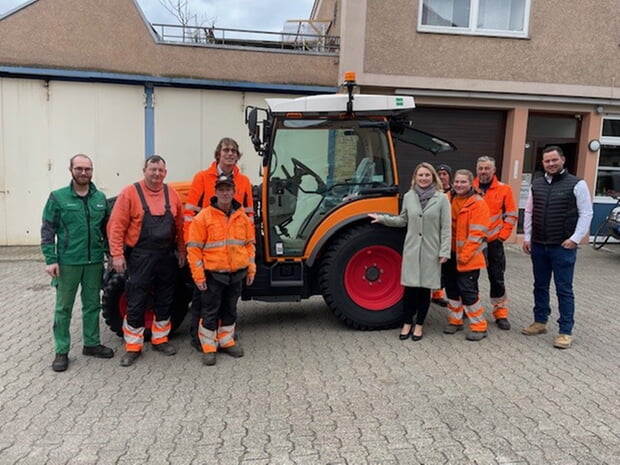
[[319, 224, 405, 330], [101, 268, 192, 340], [592, 221, 611, 250]]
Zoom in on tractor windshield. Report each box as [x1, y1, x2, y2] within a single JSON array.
[[266, 118, 394, 257]]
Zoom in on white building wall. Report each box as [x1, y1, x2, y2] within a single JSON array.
[[0, 77, 301, 245], [0, 78, 144, 245]]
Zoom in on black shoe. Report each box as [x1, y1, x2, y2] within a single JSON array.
[[466, 331, 488, 341], [432, 298, 449, 307], [52, 353, 68, 372], [412, 333, 424, 342], [120, 351, 141, 367], [203, 352, 216, 366], [82, 344, 114, 359], [152, 342, 176, 356], [398, 330, 412, 340], [444, 324, 464, 334], [496, 318, 511, 331], [190, 339, 202, 353], [220, 344, 244, 358]]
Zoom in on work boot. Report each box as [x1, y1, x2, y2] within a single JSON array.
[[553, 334, 573, 349], [52, 353, 69, 372], [220, 344, 244, 358], [120, 350, 141, 367], [202, 352, 216, 366], [466, 331, 488, 341], [151, 342, 176, 356], [521, 322, 547, 335], [443, 323, 464, 334], [82, 344, 114, 358], [495, 318, 511, 331]]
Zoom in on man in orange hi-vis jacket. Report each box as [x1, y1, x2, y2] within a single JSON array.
[[183, 137, 254, 351], [443, 169, 491, 341], [473, 156, 518, 331], [187, 174, 255, 366], [108, 155, 186, 367]]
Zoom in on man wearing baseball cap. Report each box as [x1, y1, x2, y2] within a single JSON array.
[[186, 174, 256, 366]]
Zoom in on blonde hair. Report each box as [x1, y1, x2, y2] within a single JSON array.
[[214, 137, 242, 161], [454, 169, 474, 184], [410, 162, 442, 191]]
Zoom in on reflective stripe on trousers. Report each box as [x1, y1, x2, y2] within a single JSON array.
[[151, 318, 171, 345], [447, 299, 464, 326], [217, 323, 236, 348], [123, 318, 145, 352], [199, 320, 217, 353], [465, 299, 487, 332], [491, 295, 509, 320]]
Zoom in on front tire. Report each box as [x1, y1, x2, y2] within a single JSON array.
[[319, 224, 405, 330], [101, 269, 192, 340]]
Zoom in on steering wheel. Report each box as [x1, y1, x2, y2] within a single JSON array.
[[290, 157, 328, 194]]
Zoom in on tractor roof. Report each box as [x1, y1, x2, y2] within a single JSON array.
[[265, 94, 415, 116]]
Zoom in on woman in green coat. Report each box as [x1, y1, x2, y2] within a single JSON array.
[[369, 162, 451, 340]]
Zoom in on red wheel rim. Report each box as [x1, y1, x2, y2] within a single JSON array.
[[344, 245, 403, 310], [119, 293, 155, 329]]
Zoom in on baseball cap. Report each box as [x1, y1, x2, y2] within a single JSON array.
[[215, 174, 234, 188], [436, 164, 453, 178]]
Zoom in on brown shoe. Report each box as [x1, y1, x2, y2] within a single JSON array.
[[553, 334, 573, 349], [521, 322, 547, 335]]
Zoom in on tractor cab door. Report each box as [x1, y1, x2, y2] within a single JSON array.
[[391, 124, 457, 155], [265, 118, 395, 259]]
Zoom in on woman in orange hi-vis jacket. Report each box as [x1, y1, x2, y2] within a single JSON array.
[[442, 169, 491, 341]]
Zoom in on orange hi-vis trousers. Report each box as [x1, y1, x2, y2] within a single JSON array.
[[199, 320, 237, 353], [491, 295, 509, 320], [447, 298, 487, 332], [123, 317, 171, 352]]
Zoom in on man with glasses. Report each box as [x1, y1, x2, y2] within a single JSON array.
[[183, 138, 254, 351], [41, 154, 113, 372]]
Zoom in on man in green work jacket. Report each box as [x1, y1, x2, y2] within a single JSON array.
[[41, 154, 114, 372]]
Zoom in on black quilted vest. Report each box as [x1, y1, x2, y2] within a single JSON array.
[[531, 170, 580, 244]]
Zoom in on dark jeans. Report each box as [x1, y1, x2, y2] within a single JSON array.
[[484, 239, 506, 298], [442, 254, 480, 306], [530, 243, 577, 335], [125, 250, 177, 328], [402, 287, 431, 326]]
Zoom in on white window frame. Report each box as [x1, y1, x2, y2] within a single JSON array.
[[594, 116, 620, 200], [417, 0, 531, 39]]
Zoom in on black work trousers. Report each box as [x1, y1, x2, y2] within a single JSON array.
[[200, 273, 243, 331], [125, 249, 177, 328], [442, 253, 480, 306], [484, 239, 506, 298]]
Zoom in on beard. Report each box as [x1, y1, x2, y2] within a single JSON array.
[[72, 172, 91, 187]]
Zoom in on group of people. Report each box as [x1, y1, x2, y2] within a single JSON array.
[[41, 138, 255, 371], [370, 146, 592, 348], [41, 143, 592, 372]]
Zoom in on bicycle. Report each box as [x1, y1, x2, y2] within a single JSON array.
[[592, 195, 620, 249]]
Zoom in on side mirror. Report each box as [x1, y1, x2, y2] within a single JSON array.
[[244, 106, 266, 155]]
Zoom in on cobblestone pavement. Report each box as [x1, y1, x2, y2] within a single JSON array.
[[0, 244, 619, 465]]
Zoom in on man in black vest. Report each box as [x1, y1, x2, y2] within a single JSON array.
[[521, 146, 593, 349]]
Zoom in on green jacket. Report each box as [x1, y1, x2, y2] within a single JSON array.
[[41, 182, 110, 265]]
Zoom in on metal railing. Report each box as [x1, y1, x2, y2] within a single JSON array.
[[151, 23, 340, 55]]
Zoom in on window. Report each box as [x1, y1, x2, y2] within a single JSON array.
[[418, 0, 531, 38], [596, 117, 620, 197]]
